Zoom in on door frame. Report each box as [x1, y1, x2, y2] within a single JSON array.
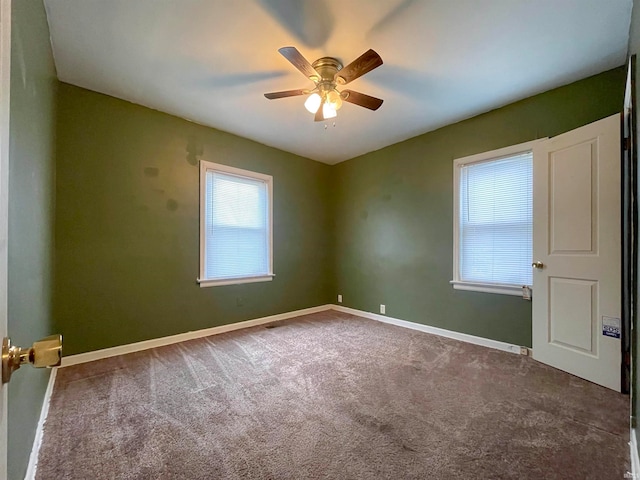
[[623, 56, 636, 398], [0, 0, 10, 477]]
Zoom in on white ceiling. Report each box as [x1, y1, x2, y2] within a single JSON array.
[[43, 0, 632, 164]]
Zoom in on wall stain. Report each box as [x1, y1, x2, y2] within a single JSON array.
[[360, 210, 369, 220], [166, 199, 179, 211], [382, 194, 391, 201], [144, 167, 159, 177], [153, 188, 165, 195]]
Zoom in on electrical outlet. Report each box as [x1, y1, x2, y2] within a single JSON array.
[[338, 294, 342, 303], [380, 304, 386, 314]]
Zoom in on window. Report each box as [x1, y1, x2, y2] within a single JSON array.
[[451, 141, 541, 296], [199, 161, 273, 287]]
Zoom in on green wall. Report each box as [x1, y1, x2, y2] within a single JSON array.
[[7, 0, 57, 478], [54, 84, 334, 356], [333, 67, 625, 348]]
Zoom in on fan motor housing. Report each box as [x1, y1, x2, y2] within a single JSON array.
[[311, 57, 343, 83]]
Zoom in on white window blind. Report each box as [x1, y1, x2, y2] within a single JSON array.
[[459, 152, 532, 287], [204, 170, 270, 281]]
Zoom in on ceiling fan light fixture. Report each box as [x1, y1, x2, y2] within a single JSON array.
[[264, 47, 384, 121], [304, 93, 322, 114]]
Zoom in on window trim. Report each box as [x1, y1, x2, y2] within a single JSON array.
[[451, 139, 546, 295], [198, 160, 274, 288]]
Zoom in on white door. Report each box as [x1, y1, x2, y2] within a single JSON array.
[[532, 114, 621, 392], [0, 0, 10, 477]]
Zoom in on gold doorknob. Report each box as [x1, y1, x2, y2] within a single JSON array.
[[2, 334, 62, 384], [532, 261, 544, 269]]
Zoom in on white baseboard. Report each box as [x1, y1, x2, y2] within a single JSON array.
[[61, 304, 332, 367], [24, 367, 57, 480], [62, 303, 525, 366], [331, 305, 524, 355], [631, 428, 640, 478]]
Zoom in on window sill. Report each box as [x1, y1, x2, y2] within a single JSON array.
[[198, 274, 275, 288], [450, 280, 530, 296]]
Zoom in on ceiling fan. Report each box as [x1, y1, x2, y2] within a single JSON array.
[[264, 47, 384, 122]]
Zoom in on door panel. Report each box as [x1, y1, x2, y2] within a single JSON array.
[[533, 114, 621, 391], [549, 141, 596, 253], [548, 277, 596, 354]]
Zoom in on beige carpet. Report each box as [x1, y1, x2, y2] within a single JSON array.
[[36, 310, 629, 479]]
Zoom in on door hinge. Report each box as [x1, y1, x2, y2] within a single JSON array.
[[623, 136, 631, 151]]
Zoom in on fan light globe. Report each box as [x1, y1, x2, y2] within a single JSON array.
[[322, 103, 337, 119], [304, 93, 322, 114], [326, 90, 343, 111]]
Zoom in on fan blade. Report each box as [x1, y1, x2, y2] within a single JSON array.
[[264, 89, 307, 99], [278, 47, 319, 81], [314, 100, 325, 122], [341, 90, 384, 110], [336, 49, 383, 85]]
